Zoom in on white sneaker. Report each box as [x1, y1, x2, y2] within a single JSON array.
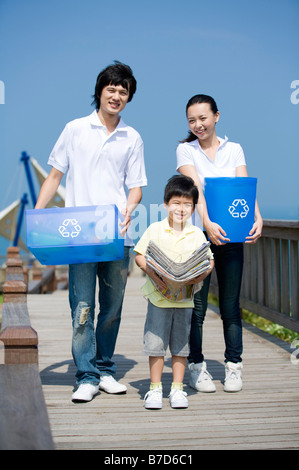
[[189, 362, 216, 392], [224, 362, 243, 392], [99, 375, 127, 394], [169, 388, 188, 409], [144, 387, 163, 409], [72, 383, 99, 403]]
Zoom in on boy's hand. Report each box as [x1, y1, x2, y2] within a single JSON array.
[[135, 253, 168, 291], [185, 260, 214, 285], [146, 266, 168, 291]]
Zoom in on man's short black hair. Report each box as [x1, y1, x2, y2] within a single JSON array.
[[164, 175, 199, 206], [92, 61, 137, 110]]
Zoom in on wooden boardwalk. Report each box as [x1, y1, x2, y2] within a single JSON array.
[[27, 274, 299, 451]]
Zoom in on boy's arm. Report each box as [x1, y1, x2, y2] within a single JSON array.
[[135, 253, 167, 291], [35, 167, 64, 209]]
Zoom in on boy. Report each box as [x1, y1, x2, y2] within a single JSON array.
[[35, 61, 147, 402], [134, 175, 214, 409]]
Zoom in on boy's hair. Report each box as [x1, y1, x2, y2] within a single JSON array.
[[92, 61, 137, 110], [164, 175, 199, 206]]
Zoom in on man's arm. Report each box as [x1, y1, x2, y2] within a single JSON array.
[[35, 167, 64, 209], [120, 187, 142, 235]]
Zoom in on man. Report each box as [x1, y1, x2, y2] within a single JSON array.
[[35, 61, 147, 402]]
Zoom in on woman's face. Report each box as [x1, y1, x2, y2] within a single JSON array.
[[187, 102, 219, 142]]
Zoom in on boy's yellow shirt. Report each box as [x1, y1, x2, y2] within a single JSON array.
[[134, 217, 212, 308]]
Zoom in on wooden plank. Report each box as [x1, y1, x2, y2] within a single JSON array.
[[273, 238, 281, 311], [257, 238, 265, 305], [0, 364, 54, 450], [27, 274, 299, 451], [262, 220, 299, 241], [281, 239, 290, 315], [290, 240, 299, 319]]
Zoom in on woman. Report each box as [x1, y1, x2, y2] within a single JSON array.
[[176, 94, 263, 393]]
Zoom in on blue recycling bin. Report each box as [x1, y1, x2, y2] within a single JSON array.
[[26, 205, 124, 265], [204, 177, 257, 243]]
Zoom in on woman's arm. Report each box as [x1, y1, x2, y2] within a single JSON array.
[[236, 166, 263, 243], [178, 164, 230, 245], [35, 167, 64, 209]]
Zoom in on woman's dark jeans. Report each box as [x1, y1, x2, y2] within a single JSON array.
[[189, 242, 244, 364]]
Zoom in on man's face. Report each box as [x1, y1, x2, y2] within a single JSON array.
[[100, 83, 130, 116]]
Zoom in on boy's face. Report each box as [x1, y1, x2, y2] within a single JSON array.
[[100, 82, 130, 116], [165, 195, 195, 228]]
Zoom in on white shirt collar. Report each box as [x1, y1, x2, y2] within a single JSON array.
[[89, 110, 128, 132], [162, 217, 196, 235], [190, 135, 228, 151]]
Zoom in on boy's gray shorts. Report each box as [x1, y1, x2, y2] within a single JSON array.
[[143, 301, 192, 357]]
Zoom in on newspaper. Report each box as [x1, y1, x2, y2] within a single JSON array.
[[145, 240, 212, 302]]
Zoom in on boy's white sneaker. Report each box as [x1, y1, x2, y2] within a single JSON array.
[[72, 383, 99, 403], [168, 388, 188, 409], [99, 375, 127, 394], [188, 361, 216, 392], [144, 387, 163, 409], [224, 362, 243, 392]]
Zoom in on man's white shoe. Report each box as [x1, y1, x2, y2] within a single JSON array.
[[169, 388, 188, 409], [224, 362, 243, 392], [72, 383, 99, 403], [144, 388, 163, 409], [99, 375, 127, 394], [189, 361, 216, 392]]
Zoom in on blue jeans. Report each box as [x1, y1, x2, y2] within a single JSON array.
[[143, 301, 192, 357], [189, 242, 244, 364], [69, 246, 130, 384]]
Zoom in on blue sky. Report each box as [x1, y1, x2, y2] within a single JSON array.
[[0, 0, 298, 253]]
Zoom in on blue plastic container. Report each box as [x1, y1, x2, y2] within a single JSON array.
[[204, 177, 257, 243], [26, 205, 124, 265]]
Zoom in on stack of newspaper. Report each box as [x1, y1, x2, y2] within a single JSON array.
[[145, 240, 212, 302]]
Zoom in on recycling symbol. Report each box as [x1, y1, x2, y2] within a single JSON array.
[[58, 219, 82, 238], [228, 199, 249, 218]]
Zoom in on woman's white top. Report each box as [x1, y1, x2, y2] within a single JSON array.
[[176, 136, 246, 188]]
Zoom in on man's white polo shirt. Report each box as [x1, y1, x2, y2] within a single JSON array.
[[48, 110, 147, 210]]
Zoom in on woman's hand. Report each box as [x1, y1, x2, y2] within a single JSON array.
[[245, 216, 263, 244], [205, 221, 230, 246]]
